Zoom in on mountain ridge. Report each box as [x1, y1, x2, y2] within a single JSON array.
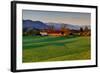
[[23, 20, 90, 30]]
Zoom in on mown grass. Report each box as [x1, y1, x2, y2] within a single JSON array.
[[22, 35, 91, 63]]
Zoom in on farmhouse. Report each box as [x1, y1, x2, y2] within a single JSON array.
[[40, 28, 71, 36], [40, 31, 48, 36], [47, 31, 62, 36]]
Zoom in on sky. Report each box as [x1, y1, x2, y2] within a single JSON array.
[[23, 10, 91, 26]]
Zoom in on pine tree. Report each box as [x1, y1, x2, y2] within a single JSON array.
[[80, 27, 83, 32], [84, 26, 88, 31]]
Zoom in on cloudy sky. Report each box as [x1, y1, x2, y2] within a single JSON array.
[[23, 10, 91, 26]]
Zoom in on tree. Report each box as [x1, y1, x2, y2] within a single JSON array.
[[61, 24, 71, 36], [80, 27, 83, 36], [84, 26, 89, 31], [80, 27, 83, 32]]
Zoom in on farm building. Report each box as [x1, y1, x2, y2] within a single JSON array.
[[47, 31, 62, 36], [40, 28, 71, 36], [40, 31, 48, 36]]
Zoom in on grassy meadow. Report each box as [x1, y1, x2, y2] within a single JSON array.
[[22, 35, 91, 63]]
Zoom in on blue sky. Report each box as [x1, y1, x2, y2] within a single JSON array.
[[23, 10, 91, 26]]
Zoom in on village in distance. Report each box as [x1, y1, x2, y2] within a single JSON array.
[[23, 20, 91, 37]]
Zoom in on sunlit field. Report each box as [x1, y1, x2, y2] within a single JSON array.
[[22, 36, 91, 63]]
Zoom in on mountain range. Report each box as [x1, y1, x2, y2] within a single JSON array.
[[23, 20, 49, 30], [23, 20, 90, 31], [46, 23, 81, 30]]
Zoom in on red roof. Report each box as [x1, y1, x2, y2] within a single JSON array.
[[47, 30, 62, 34]]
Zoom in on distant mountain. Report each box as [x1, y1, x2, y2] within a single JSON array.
[[46, 23, 81, 30], [23, 20, 49, 30], [63, 23, 81, 30], [46, 23, 61, 30], [23, 20, 90, 31], [23, 27, 40, 32]]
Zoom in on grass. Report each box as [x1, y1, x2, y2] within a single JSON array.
[[22, 35, 91, 63]]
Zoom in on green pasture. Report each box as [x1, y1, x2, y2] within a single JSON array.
[[22, 35, 91, 63]]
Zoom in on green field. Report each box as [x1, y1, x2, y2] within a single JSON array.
[[22, 36, 91, 63]]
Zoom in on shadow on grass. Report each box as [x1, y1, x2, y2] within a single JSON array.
[[23, 35, 78, 44], [23, 36, 78, 49]]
